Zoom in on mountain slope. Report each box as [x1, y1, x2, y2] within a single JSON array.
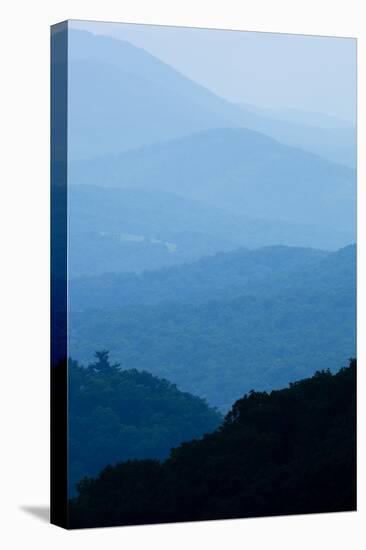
[[67, 185, 353, 277], [68, 29, 355, 167], [68, 352, 222, 493], [69, 245, 331, 309], [69, 246, 356, 409], [70, 128, 356, 233], [69, 361, 356, 528], [237, 103, 356, 168], [68, 29, 254, 159]]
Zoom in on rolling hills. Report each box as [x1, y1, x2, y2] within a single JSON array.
[[67, 185, 353, 277], [69, 245, 331, 309], [69, 128, 356, 234], [68, 245, 356, 410], [67, 29, 355, 167]]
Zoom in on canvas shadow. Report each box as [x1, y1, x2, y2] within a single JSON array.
[[20, 505, 49, 523]]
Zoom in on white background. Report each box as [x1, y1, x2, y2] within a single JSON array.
[[0, 1, 365, 548]]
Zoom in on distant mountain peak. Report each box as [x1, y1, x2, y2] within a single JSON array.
[[66, 28, 355, 168]]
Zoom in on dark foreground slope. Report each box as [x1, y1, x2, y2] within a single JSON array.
[[69, 360, 356, 528], [68, 352, 222, 493]]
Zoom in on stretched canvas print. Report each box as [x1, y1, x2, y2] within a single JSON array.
[[51, 19, 357, 529]]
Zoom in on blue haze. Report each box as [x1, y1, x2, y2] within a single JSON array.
[[63, 22, 357, 492], [66, 22, 356, 405], [69, 19, 356, 124]]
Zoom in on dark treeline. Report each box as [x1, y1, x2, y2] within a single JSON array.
[[69, 359, 356, 528], [68, 352, 222, 494]]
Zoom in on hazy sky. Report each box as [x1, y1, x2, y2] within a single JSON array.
[[70, 20, 356, 124]]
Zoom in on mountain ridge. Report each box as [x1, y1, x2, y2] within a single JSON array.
[[67, 29, 356, 167], [69, 127, 356, 232], [69, 243, 339, 310], [67, 184, 353, 277], [69, 244, 356, 409]]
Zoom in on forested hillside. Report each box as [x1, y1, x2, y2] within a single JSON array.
[[69, 245, 356, 410], [68, 352, 222, 493], [69, 360, 356, 528], [69, 245, 353, 309]]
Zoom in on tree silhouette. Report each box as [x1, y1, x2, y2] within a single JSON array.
[[88, 350, 121, 374]]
